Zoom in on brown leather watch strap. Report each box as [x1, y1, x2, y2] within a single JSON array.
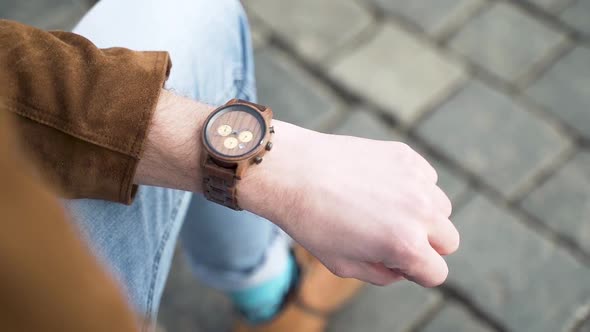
[[202, 157, 241, 210]]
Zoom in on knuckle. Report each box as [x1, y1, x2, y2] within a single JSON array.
[[397, 229, 428, 262]]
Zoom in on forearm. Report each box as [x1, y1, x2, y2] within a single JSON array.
[[134, 90, 207, 193]]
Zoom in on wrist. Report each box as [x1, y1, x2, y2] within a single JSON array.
[[239, 120, 315, 226], [135, 90, 313, 226]]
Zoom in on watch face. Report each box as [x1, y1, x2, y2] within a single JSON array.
[[204, 104, 266, 158]]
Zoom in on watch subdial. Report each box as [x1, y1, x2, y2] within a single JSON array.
[[217, 124, 232, 137], [223, 137, 239, 149], [238, 130, 253, 143]]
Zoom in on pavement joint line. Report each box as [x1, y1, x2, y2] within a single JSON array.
[[515, 90, 590, 147], [437, 283, 510, 332], [407, 78, 471, 132], [491, 0, 590, 45], [514, 38, 576, 90], [434, 0, 494, 45], [405, 72, 470, 129], [405, 297, 446, 332], [319, 21, 382, 68], [351, 0, 388, 22], [508, 144, 577, 204]]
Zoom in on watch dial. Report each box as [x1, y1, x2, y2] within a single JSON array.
[[205, 104, 266, 157]]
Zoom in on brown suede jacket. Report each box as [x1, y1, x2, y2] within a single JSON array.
[[0, 20, 173, 331]]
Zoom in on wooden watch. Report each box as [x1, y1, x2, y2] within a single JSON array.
[[201, 99, 274, 210]]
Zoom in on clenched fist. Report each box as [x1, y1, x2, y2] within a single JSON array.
[[242, 121, 460, 287]]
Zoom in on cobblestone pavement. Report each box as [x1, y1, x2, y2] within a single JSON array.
[[3, 0, 590, 331]]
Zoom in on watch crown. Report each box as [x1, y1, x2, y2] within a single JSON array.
[[270, 126, 275, 134], [266, 142, 273, 151], [254, 156, 263, 164]]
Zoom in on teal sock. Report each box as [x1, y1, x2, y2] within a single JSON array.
[[230, 254, 298, 324]]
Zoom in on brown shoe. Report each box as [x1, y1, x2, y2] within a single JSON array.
[[234, 246, 364, 332]]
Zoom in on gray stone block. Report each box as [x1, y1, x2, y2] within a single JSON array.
[[527, 46, 590, 139], [561, 0, 590, 35], [333, 110, 400, 141], [450, 2, 565, 82], [367, 0, 486, 37], [328, 23, 465, 124], [422, 303, 495, 332], [417, 81, 570, 197], [244, 0, 372, 62], [522, 151, 590, 254], [447, 195, 590, 332], [328, 282, 440, 332], [255, 47, 343, 129]]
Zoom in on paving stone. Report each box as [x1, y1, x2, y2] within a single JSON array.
[[447, 195, 590, 332], [367, 0, 486, 37], [328, 23, 465, 124], [0, 0, 90, 30], [417, 81, 570, 197], [526, 46, 590, 139], [421, 303, 495, 332], [450, 2, 565, 82], [333, 110, 401, 141], [522, 151, 590, 253], [561, 0, 590, 35], [244, 0, 371, 62], [328, 282, 440, 332], [158, 251, 232, 332], [255, 46, 343, 129]]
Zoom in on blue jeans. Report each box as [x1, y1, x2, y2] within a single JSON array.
[[65, 0, 290, 328]]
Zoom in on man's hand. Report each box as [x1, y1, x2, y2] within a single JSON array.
[[241, 122, 460, 287], [136, 91, 460, 287]]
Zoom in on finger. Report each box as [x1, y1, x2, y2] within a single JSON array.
[[344, 262, 404, 286], [430, 185, 453, 217], [428, 216, 460, 256], [398, 245, 449, 288]]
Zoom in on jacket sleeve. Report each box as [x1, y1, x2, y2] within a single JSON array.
[[0, 19, 172, 204]]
